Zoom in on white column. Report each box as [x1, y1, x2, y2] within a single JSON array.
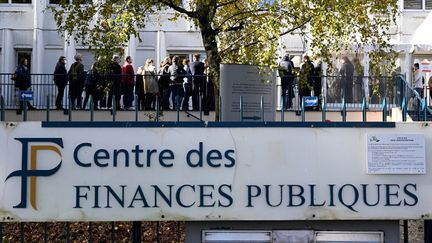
[[3, 29, 14, 74], [32, 0, 44, 74], [363, 52, 370, 104], [157, 30, 167, 65], [125, 36, 137, 69], [64, 32, 76, 70], [405, 52, 413, 86]]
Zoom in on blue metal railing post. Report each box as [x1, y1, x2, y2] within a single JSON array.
[[0, 95, 4, 121], [176, 95, 180, 122], [321, 96, 326, 122], [135, 95, 139, 122], [156, 96, 160, 122], [260, 95, 264, 122], [68, 96, 72, 122], [342, 97, 346, 122], [90, 96, 95, 122], [199, 92, 203, 120], [112, 95, 116, 122], [219, 95, 222, 122], [362, 97, 367, 122], [281, 96, 285, 122], [301, 97, 305, 122], [422, 98, 427, 121], [382, 97, 387, 122], [46, 95, 50, 122], [23, 98, 28, 122], [240, 96, 244, 122], [402, 97, 407, 122]]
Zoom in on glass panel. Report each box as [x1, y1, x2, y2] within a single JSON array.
[[72, 0, 92, 4], [11, 0, 31, 3], [404, 0, 423, 9], [0, 0, 8, 3], [426, 0, 432, 9], [49, 0, 61, 4]]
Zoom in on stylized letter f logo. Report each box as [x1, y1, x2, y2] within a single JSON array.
[[5, 138, 63, 210]]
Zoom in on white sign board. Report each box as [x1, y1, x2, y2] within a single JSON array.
[[367, 134, 426, 174], [1, 122, 432, 221], [220, 64, 276, 121]]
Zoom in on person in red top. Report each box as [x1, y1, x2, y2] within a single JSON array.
[[122, 56, 135, 109]]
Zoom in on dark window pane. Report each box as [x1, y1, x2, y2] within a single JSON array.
[[404, 0, 423, 9], [426, 0, 432, 9], [72, 0, 92, 4], [0, 0, 8, 3], [11, 0, 31, 3], [49, 0, 61, 4]]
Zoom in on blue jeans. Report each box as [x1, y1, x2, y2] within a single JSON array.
[[182, 82, 192, 110]]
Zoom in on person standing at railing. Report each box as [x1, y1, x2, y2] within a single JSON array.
[[143, 59, 158, 110], [278, 54, 295, 110], [190, 54, 205, 111], [340, 57, 354, 103], [353, 57, 364, 103], [14, 57, 36, 113], [429, 76, 432, 103], [299, 55, 314, 107], [121, 56, 135, 110], [168, 55, 185, 110], [181, 58, 192, 111], [83, 64, 102, 110], [413, 63, 424, 99], [107, 55, 122, 110], [68, 54, 85, 109], [158, 57, 172, 111], [53, 56, 68, 110]]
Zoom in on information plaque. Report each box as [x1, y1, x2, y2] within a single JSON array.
[[367, 134, 426, 174]]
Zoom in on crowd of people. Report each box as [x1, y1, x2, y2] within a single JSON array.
[[51, 53, 214, 111], [11, 53, 431, 113], [278, 54, 366, 109]]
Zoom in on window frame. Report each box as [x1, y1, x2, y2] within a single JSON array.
[[403, 0, 432, 11], [0, 0, 32, 5]]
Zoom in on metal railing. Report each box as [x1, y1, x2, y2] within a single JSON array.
[[1, 72, 430, 123]]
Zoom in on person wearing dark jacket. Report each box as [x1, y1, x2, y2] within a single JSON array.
[[299, 55, 315, 105], [68, 54, 85, 109], [107, 55, 122, 109], [340, 56, 354, 103], [83, 64, 102, 110], [278, 54, 295, 109], [14, 58, 35, 113], [190, 54, 205, 110], [53, 56, 68, 110]]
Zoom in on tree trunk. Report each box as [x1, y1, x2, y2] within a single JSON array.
[[199, 23, 221, 121]]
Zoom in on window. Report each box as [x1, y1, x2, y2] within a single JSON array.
[[0, 0, 31, 3], [16, 50, 32, 71], [49, 0, 92, 4], [404, 0, 432, 10]]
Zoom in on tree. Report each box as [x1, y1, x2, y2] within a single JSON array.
[[50, 0, 398, 120]]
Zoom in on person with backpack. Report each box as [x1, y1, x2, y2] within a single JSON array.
[[278, 54, 295, 109], [168, 56, 185, 110], [68, 54, 85, 109], [53, 56, 68, 110]]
